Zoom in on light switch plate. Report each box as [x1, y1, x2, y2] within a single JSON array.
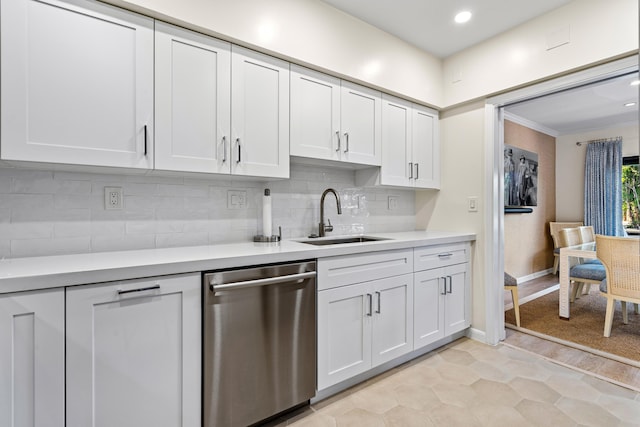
[[468, 196, 478, 212]]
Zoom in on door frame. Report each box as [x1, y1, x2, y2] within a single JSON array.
[[482, 55, 639, 345]]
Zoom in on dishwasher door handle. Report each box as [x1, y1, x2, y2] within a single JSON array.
[[210, 271, 316, 293]]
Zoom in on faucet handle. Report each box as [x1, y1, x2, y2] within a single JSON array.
[[325, 218, 334, 233]]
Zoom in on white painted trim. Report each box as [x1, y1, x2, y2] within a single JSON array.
[[505, 284, 559, 310], [516, 268, 553, 284], [466, 327, 487, 344], [486, 56, 639, 347], [503, 112, 559, 137]]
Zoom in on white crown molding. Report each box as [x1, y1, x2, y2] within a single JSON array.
[[504, 111, 559, 137]]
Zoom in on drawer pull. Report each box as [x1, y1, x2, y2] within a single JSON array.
[[118, 284, 160, 295], [438, 253, 454, 258]]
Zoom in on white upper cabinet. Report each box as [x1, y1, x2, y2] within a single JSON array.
[[155, 22, 231, 174], [356, 96, 440, 189], [412, 104, 440, 189], [377, 95, 440, 189], [290, 66, 341, 161], [290, 65, 381, 166], [380, 96, 413, 187], [340, 82, 382, 165], [231, 46, 290, 178], [0, 0, 154, 169]]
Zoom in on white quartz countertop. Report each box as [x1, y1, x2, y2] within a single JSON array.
[[0, 230, 475, 294]]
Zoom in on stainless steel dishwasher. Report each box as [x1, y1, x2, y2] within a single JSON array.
[[203, 260, 316, 427]]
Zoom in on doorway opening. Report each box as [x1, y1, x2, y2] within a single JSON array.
[[484, 56, 639, 388]]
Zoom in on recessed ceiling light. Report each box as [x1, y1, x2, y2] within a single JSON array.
[[454, 11, 472, 24], [630, 80, 640, 86], [624, 102, 637, 107]]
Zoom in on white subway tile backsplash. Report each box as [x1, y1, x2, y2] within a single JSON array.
[[11, 236, 91, 258], [0, 164, 415, 258]]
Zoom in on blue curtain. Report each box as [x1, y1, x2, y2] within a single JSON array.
[[583, 138, 625, 236]]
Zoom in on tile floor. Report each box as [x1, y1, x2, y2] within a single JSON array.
[[271, 337, 640, 427]]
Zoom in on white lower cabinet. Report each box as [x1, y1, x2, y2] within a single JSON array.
[[317, 274, 413, 390], [414, 263, 468, 349], [66, 273, 201, 427], [413, 243, 471, 350], [317, 243, 471, 391], [0, 288, 65, 427]]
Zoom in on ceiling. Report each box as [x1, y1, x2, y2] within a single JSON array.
[[505, 72, 639, 136], [320, 0, 638, 135], [320, 0, 572, 58]]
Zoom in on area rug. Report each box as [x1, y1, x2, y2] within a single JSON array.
[[505, 289, 640, 362]]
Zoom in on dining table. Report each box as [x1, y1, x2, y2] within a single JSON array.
[[558, 241, 597, 319]]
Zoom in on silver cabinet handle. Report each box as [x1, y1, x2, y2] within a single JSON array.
[[438, 253, 454, 258], [375, 291, 381, 313], [210, 271, 315, 293], [236, 138, 241, 163], [447, 276, 453, 294], [118, 284, 159, 295], [440, 277, 447, 295], [222, 136, 227, 163], [408, 162, 413, 179], [366, 293, 373, 316], [143, 124, 148, 156], [335, 131, 341, 152], [344, 132, 349, 153], [414, 163, 419, 180]]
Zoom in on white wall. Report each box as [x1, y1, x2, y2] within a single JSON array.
[[0, 164, 414, 258], [443, 0, 638, 106], [104, 0, 443, 107], [555, 124, 639, 221]]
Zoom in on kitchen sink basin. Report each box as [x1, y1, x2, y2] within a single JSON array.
[[299, 236, 390, 246]]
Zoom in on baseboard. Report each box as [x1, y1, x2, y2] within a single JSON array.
[[516, 268, 553, 284], [466, 327, 487, 344], [505, 284, 559, 310]]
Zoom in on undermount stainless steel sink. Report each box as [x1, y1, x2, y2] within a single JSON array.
[[299, 236, 391, 246]]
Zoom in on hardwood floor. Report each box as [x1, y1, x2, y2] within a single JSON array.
[[504, 273, 640, 392]]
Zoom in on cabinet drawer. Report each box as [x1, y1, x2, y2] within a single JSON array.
[[414, 243, 469, 272], [318, 249, 413, 290]]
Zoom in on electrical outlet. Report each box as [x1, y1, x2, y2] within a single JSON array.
[[104, 187, 123, 210], [227, 190, 247, 209], [388, 196, 398, 210]]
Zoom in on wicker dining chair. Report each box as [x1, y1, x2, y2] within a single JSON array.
[[595, 235, 640, 337], [549, 221, 583, 274], [558, 227, 606, 302]]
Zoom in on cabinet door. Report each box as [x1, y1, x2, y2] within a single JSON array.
[[412, 105, 440, 189], [380, 95, 412, 187], [0, 288, 64, 427], [444, 263, 470, 335], [413, 268, 446, 349], [371, 274, 414, 367], [317, 282, 372, 390], [66, 273, 201, 427], [340, 82, 382, 166], [155, 22, 231, 174], [0, 0, 153, 169], [290, 65, 341, 161], [231, 46, 290, 178]]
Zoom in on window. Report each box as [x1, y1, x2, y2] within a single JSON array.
[[622, 155, 640, 233]]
